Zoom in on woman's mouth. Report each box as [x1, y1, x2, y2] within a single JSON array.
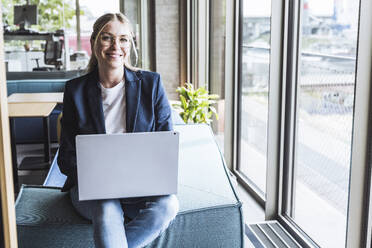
[[106, 53, 123, 58]]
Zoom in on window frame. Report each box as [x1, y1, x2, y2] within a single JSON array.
[[232, 0, 270, 208], [277, 0, 372, 247], [120, 0, 156, 71], [231, 0, 372, 247], [278, 0, 300, 222], [344, 0, 372, 246]]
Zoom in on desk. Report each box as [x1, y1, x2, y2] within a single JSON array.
[[9, 102, 57, 191], [8, 92, 64, 104]]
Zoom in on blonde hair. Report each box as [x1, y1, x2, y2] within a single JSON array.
[[86, 13, 138, 73]]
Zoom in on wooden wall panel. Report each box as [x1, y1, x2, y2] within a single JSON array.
[[0, 7, 18, 248]]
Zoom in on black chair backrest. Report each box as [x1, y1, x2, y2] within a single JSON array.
[[44, 40, 63, 66]]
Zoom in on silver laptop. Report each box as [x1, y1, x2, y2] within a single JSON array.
[[76, 131, 179, 201]]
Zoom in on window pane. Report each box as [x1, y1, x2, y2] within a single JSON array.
[[238, 0, 271, 195], [292, 0, 359, 247], [68, 0, 120, 58]]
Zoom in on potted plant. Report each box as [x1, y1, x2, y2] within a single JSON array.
[[172, 83, 219, 124]]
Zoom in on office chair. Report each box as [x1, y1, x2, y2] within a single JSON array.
[[33, 40, 63, 71]]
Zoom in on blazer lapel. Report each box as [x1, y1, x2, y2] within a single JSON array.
[[125, 68, 141, 132], [86, 71, 106, 134]]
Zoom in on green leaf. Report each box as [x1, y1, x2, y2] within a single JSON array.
[[180, 95, 188, 110], [175, 82, 219, 124]]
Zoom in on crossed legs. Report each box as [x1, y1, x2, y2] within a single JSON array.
[[70, 186, 179, 248]]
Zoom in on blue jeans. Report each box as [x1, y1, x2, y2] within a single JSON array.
[[70, 186, 179, 248]]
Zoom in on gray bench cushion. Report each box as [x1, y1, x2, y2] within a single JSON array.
[[16, 124, 244, 247]]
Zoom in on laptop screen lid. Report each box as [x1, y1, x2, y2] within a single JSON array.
[[76, 131, 179, 201]]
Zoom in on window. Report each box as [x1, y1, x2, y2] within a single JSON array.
[[281, 0, 361, 247], [237, 0, 272, 198], [68, 0, 120, 69], [234, 0, 372, 247]]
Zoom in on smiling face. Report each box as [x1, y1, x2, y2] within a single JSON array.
[[93, 20, 132, 71]]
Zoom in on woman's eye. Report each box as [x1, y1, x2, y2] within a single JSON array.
[[101, 36, 111, 41], [120, 38, 129, 43]]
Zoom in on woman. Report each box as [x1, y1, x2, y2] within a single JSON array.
[[57, 13, 179, 248]]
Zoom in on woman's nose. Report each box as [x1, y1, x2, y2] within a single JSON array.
[[111, 38, 120, 49]]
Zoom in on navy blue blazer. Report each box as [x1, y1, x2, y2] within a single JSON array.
[[57, 67, 173, 191]]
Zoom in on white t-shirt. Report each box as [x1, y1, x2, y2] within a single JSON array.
[[99, 81, 126, 134]]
